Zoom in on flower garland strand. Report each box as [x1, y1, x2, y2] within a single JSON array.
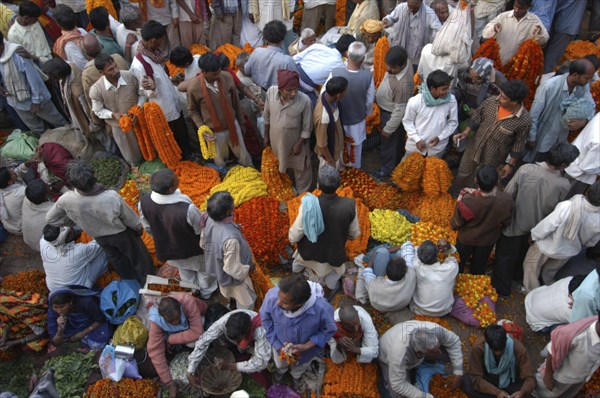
[[84, 378, 159, 397], [203, 166, 268, 210], [198, 125, 217, 160], [127, 105, 156, 161], [391, 152, 425, 192], [320, 358, 379, 397], [502, 38, 544, 109], [143, 102, 182, 168], [173, 161, 221, 210], [190, 44, 210, 56], [421, 156, 453, 196], [1, 270, 49, 297], [369, 209, 411, 246], [260, 147, 296, 201], [473, 37, 502, 70], [365, 103, 380, 134], [373, 36, 390, 88], [249, 263, 274, 311], [415, 193, 456, 228], [215, 43, 244, 72]]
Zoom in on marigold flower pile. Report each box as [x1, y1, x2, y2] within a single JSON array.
[[414, 193, 456, 227], [215, 43, 244, 72], [429, 375, 469, 398], [373, 36, 390, 88], [119, 180, 139, 212], [320, 358, 379, 398], [557, 40, 600, 66], [260, 147, 296, 201], [340, 168, 402, 210], [205, 166, 268, 209], [473, 37, 502, 70], [190, 44, 210, 56], [414, 315, 452, 330], [391, 153, 425, 192], [84, 378, 159, 397], [411, 222, 458, 261], [1, 270, 49, 297], [234, 196, 290, 267], [421, 157, 454, 197], [502, 39, 544, 109], [369, 209, 411, 246], [249, 263, 274, 310], [454, 274, 498, 328], [173, 161, 221, 210]]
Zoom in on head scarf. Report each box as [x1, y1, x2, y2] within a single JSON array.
[[277, 69, 300, 90], [148, 304, 190, 334], [361, 19, 384, 34], [471, 58, 494, 81], [46, 226, 72, 255]]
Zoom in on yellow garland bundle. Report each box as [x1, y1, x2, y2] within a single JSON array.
[[204, 166, 268, 209], [215, 43, 244, 72], [198, 125, 217, 160], [591, 80, 600, 113], [415, 193, 456, 227], [260, 147, 296, 201], [249, 263, 274, 311], [421, 157, 453, 196], [143, 102, 182, 168], [373, 36, 390, 88], [391, 152, 425, 191], [369, 209, 411, 246], [473, 37, 502, 70], [190, 44, 210, 56], [165, 60, 184, 78], [128, 105, 156, 161], [320, 358, 379, 398], [86, 0, 117, 19], [557, 40, 600, 67], [502, 39, 544, 109], [365, 103, 380, 134], [173, 161, 221, 210], [335, 0, 345, 26], [119, 180, 140, 214], [411, 221, 456, 246]]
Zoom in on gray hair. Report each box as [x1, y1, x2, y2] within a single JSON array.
[[347, 41, 367, 63], [417, 240, 439, 265], [301, 28, 316, 40], [411, 329, 440, 353], [66, 160, 96, 192], [207, 191, 234, 221], [120, 4, 141, 25], [235, 52, 250, 67], [317, 165, 340, 194]]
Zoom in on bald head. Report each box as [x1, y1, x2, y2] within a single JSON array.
[[569, 58, 596, 87], [339, 305, 359, 323], [82, 34, 102, 58]]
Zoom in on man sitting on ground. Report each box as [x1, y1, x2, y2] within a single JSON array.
[[327, 304, 379, 364]]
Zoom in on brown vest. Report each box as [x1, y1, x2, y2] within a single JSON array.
[[297, 195, 356, 267]]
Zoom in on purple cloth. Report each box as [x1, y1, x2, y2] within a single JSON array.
[[259, 287, 337, 365], [48, 295, 106, 338]]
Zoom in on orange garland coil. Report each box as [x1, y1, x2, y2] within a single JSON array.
[[142, 230, 163, 267], [249, 263, 274, 310], [215, 43, 244, 72], [84, 378, 160, 397], [127, 105, 156, 161], [501, 38, 544, 109], [340, 168, 403, 210], [173, 161, 221, 210], [591, 80, 600, 113], [165, 60, 185, 78], [365, 103, 380, 134], [391, 152, 425, 192], [320, 358, 379, 397], [421, 156, 453, 196], [557, 40, 600, 67], [373, 36, 390, 88], [473, 37, 502, 70], [143, 102, 182, 168], [260, 147, 296, 201], [415, 193, 456, 228], [335, 0, 345, 26], [243, 42, 254, 54]]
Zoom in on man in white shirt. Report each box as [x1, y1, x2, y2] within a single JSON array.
[[327, 305, 379, 364], [565, 112, 600, 198], [41, 225, 108, 292], [145, 0, 180, 51], [7, 1, 52, 65], [130, 21, 193, 159], [410, 239, 459, 317], [482, 0, 548, 65], [55, 0, 87, 28], [53, 4, 88, 70], [0, 166, 26, 236], [523, 182, 600, 292], [115, 4, 143, 63], [22, 179, 53, 252], [177, 0, 208, 49], [402, 69, 458, 158]]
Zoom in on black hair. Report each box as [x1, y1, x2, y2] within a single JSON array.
[[53, 4, 76, 31], [278, 274, 311, 306], [484, 324, 508, 351], [25, 179, 48, 205], [387, 257, 408, 281], [18, 1, 41, 18], [426, 70, 452, 89], [198, 52, 221, 73], [568, 274, 587, 295], [65, 160, 97, 192], [42, 224, 60, 242], [217, 52, 230, 69], [225, 312, 252, 341], [89, 6, 109, 31], [262, 20, 287, 44], [476, 165, 498, 192], [94, 53, 115, 71], [546, 143, 580, 168], [514, 0, 532, 7], [584, 54, 600, 70], [335, 34, 356, 56], [0, 167, 11, 189], [141, 20, 166, 41], [150, 168, 176, 194], [51, 291, 74, 306], [417, 240, 438, 265], [42, 57, 71, 79], [169, 46, 193, 68], [325, 76, 348, 96], [207, 191, 234, 221], [569, 58, 592, 76], [158, 297, 181, 320], [586, 181, 600, 207], [500, 80, 528, 103], [385, 46, 408, 68]]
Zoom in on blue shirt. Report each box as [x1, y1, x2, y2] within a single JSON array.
[[570, 270, 600, 322], [531, 0, 586, 35], [0, 52, 51, 111], [259, 286, 336, 365], [244, 46, 297, 91]]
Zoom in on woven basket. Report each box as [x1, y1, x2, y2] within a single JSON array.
[[200, 347, 242, 396]]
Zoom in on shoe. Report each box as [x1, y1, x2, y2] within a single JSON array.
[[512, 281, 527, 295]]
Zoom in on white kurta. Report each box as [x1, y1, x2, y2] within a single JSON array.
[[327, 305, 379, 364], [565, 113, 600, 185], [525, 276, 573, 332]]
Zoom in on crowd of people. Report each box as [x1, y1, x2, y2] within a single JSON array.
[[0, 0, 599, 397]]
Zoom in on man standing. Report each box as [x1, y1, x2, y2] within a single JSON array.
[[302, 0, 336, 32], [482, 0, 548, 65], [313, 77, 348, 170], [55, 0, 87, 28], [327, 304, 378, 364], [46, 160, 154, 285], [523, 182, 600, 292], [88, 6, 123, 57], [402, 69, 458, 158], [330, 41, 374, 169], [453, 80, 531, 192], [7, 1, 52, 65], [245, 20, 297, 92], [89, 54, 144, 166], [264, 70, 313, 193], [53, 4, 87, 69], [202, 192, 256, 310], [115, 4, 143, 63], [383, 0, 442, 70], [526, 59, 596, 163], [140, 169, 217, 299], [375, 46, 414, 178], [0, 33, 67, 133], [492, 143, 580, 297], [146, 0, 179, 51], [210, 0, 246, 49], [81, 34, 129, 102], [175, 0, 208, 48], [187, 52, 252, 167], [289, 165, 360, 291], [260, 275, 336, 389], [565, 112, 600, 198], [130, 21, 192, 159]]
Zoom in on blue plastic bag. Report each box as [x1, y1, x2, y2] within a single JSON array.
[[100, 280, 140, 325]]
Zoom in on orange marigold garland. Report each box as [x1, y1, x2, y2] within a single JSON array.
[[260, 147, 296, 201], [591, 80, 600, 113], [76, 231, 94, 244], [335, 0, 345, 26], [473, 38, 502, 70], [454, 274, 498, 328], [557, 40, 599, 67], [128, 105, 156, 161], [340, 168, 403, 210], [142, 230, 163, 268], [190, 44, 210, 56], [293, 0, 304, 32], [84, 378, 160, 397], [373, 36, 390, 88], [243, 42, 254, 54], [165, 60, 184, 78], [250, 263, 274, 311], [415, 193, 456, 228], [429, 375, 469, 398], [96, 271, 121, 289], [391, 152, 425, 192], [143, 102, 182, 168], [1, 270, 48, 297], [346, 198, 370, 258], [119, 179, 140, 213], [414, 315, 451, 330], [320, 358, 379, 398], [502, 38, 544, 109], [235, 196, 290, 267], [86, 0, 118, 20], [421, 156, 453, 196], [365, 103, 380, 134], [173, 161, 221, 210], [215, 43, 244, 72]]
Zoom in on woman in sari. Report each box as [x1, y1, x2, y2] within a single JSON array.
[[48, 286, 110, 351], [0, 289, 48, 353]]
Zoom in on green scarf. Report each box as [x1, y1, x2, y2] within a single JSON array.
[[484, 336, 516, 389], [419, 82, 451, 107]]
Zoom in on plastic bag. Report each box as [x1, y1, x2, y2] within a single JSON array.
[[342, 275, 355, 298], [38, 126, 102, 160], [29, 369, 60, 398], [123, 359, 142, 379], [135, 295, 161, 330], [0, 130, 39, 160], [138, 158, 166, 175], [450, 296, 496, 327], [100, 280, 141, 325], [266, 385, 302, 398], [112, 316, 149, 350], [99, 345, 126, 382], [431, 4, 472, 65]]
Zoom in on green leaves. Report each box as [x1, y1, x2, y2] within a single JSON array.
[[43, 351, 97, 398]]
